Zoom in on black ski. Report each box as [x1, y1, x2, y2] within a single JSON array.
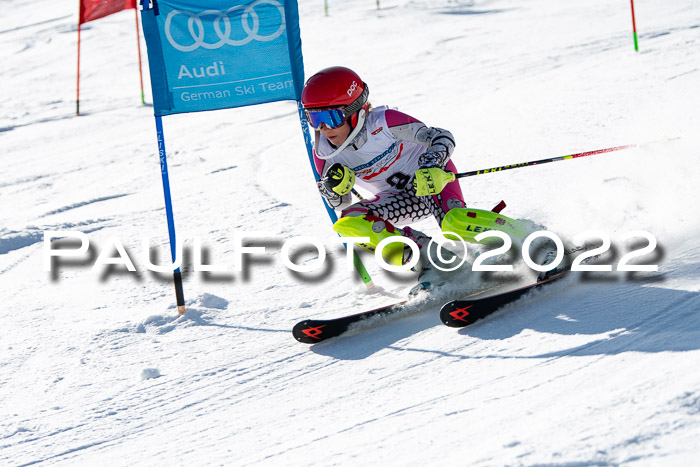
[[293, 300, 409, 344], [440, 272, 566, 328]]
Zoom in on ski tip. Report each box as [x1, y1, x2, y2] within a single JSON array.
[[292, 320, 322, 344], [292, 319, 344, 344], [439, 301, 479, 328]]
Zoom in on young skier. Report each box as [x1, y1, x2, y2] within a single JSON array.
[[301, 66, 564, 286]]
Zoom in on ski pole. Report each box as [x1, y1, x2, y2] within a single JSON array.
[[455, 143, 640, 179], [351, 188, 364, 200], [630, 0, 639, 52]]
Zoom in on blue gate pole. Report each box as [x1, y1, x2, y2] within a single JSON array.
[[296, 102, 373, 288], [155, 116, 186, 314]]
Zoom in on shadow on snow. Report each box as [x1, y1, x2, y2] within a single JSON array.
[[308, 278, 700, 360]]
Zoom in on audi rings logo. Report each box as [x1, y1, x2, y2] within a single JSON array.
[[164, 0, 286, 52]]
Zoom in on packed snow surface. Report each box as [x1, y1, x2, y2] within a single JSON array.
[[2, 0, 700, 465]]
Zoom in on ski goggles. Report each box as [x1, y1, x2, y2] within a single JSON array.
[[305, 108, 347, 130]]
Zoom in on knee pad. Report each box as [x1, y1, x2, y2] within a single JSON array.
[[441, 208, 528, 245], [333, 215, 405, 266]]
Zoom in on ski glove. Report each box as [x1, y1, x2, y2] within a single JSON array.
[[322, 163, 356, 196], [413, 167, 456, 196], [417, 151, 445, 169]]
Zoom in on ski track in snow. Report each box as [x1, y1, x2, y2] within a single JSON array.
[[1, 0, 700, 465]]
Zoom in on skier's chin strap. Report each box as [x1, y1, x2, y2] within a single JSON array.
[[314, 109, 367, 160]]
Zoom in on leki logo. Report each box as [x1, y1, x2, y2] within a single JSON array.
[[164, 0, 286, 52], [346, 81, 358, 97]]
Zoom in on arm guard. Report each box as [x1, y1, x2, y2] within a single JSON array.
[[386, 112, 456, 169], [415, 126, 455, 169]]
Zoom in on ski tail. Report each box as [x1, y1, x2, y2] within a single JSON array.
[[293, 300, 408, 343], [440, 272, 566, 328]]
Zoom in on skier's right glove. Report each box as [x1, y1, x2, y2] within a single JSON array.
[[413, 167, 456, 196], [322, 163, 356, 196]]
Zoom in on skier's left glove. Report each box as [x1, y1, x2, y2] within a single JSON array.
[[322, 163, 356, 196], [413, 167, 456, 196]]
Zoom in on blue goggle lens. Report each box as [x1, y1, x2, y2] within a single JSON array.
[[306, 108, 346, 129]]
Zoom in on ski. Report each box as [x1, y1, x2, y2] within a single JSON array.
[[440, 272, 567, 328], [293, 299, 410, 344], [293, 272, 567, 342]]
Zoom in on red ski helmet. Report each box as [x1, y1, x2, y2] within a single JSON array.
[[301, 66, 369, 129]]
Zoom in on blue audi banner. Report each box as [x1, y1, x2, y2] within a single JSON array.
[[140, 0, 305, 116]]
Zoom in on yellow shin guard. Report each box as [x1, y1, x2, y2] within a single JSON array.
[[441, 208, 528, 245]]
